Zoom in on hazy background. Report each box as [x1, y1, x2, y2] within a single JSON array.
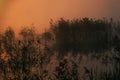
[[0, 0, 120, 33]]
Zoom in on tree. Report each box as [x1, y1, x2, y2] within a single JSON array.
[[50, 18, 112, 54], [2, 27, 15, 56], [0, 33, 3, 54], [19, 27, 39, 79], [55, 59, 79, 80]]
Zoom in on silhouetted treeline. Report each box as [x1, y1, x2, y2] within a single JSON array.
[[50, 18, 115, 54], [0, 17, 120, 80]]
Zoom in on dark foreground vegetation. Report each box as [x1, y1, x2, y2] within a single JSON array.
[[0, 18, 120, 80]]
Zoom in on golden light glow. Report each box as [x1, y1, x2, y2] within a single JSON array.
[[0, 0, 120, 33]]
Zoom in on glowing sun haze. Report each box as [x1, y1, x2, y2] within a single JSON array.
[[0, 0, 120, 33]]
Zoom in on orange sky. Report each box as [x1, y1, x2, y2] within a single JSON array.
[[0, 0, 120, 33]]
